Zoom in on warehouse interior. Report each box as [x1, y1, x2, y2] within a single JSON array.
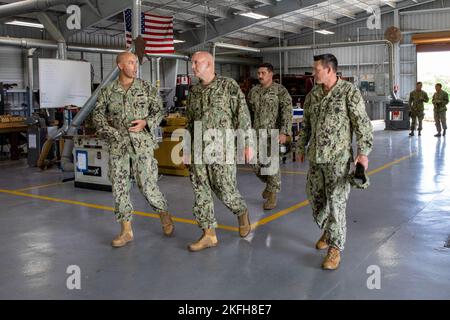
[[0, 0, 450, 300]]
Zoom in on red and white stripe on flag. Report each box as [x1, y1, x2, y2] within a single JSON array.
[[124, 10, 174, 54]]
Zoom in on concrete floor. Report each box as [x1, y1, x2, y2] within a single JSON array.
[[0, 122, 449, 299]]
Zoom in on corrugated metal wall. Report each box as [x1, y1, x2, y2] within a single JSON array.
[[262, 0, 450, 99], [263, 13, 394, 97], [2, 0, 450, 95]]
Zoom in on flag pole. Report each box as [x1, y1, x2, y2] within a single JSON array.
[[132, 0, 142, 78]]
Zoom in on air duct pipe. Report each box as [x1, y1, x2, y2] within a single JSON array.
[[50, 65, 121, 171], [0, 0, 81, 19], [36, 12, 67, 59], [27, 48, 36, 116], [0, 36, 120, 54], [132, 0, 141, 78]]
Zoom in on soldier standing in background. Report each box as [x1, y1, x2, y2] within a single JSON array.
[[185, 51, 253, 252], [93, 51, 174, 248], [432, 83, 449, 137], [296, 54, 373, 270], [247, 62, 292, 210], [408, 82, 429, 136]]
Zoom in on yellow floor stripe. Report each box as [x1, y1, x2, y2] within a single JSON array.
[[238, 167, 307, 175], [251, 199, 310, 229], [367, 153, 415, 176], [250, 152, 416, 230], [0, 153, 415, 234], [0, 188, 237, 232], [15, 182, 65, 192]]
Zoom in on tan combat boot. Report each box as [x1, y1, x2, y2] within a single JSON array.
[[238, 210, 251, 237], [322, 247, 341, 270], [188, 228, 218, 252], [111, 221, 134, 248], [315, 231, 329, 250], [263, 192, 277, 210], [159, 211, 174, 236]]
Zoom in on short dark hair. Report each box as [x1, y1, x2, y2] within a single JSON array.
[[258, 62, 274, 73], [313, 54, 338, 72], [436, 83, 442, 88], [417, 82, 422, 85]]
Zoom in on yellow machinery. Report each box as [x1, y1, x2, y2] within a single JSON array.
[[154, 114, 189, 176], [0, 115, 27, 160]]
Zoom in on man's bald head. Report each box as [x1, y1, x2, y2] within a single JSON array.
[[191, 51, 215, 82], [116, 51, 138, 80], [192, 51, 213, 63]]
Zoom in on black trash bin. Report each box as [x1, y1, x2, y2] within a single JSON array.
[[385, 99, 410, 130]]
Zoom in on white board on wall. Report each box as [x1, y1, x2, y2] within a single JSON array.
[[38, 59, 91, 109]]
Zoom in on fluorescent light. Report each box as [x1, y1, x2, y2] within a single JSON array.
[[173, 39, 185, 43], [238, 12, 269, 20], [6, 20, 44, 29], [315, 29, 334, 35]]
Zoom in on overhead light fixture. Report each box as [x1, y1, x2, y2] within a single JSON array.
[[173, 39, 185, 43], [214, 42, 261, 53], [6, 20, 44, 29], [315, 29, 334, 35], [238, 12, 269, 20]]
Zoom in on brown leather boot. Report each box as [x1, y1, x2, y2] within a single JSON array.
[[238, 210, 251, 237], [263, 192, 277, 210], [315, 231, 329, 250], [111, 221, 134, 248], [322, 247, 341, 270], [188, 228, 218, 252], [159, 211, 174, 236]]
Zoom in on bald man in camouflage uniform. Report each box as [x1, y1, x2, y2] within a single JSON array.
[[93, 51, 174, 248], [248, 62, 292, 210], [432, 83, 449, 137], [296, 54, 373, 270], [408, 82, 429, 136], [185, 51, 253, 252]]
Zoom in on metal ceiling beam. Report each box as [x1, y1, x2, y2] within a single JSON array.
[[331, 6, 356, 19], [142, 0, 228, 18], [58, 0, 131, 39], [270, 17, 314, 29], [280, 0, 437, 44], [179, 0, 324, 50], [253, 0, 276, 6], [382, 0, 397, 8], [249, 24, 288, 37], [298, 11, 337, 24], [228, 32, 271, 43], [239, 30, 272, 40], [141, 4, 207, 26]]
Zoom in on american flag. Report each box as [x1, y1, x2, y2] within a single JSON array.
[[124, 8, 174, 54]]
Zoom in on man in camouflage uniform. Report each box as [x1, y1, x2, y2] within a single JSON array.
[[432, 83, 449, 137], [185, 51, 253, 252], [296, 54, 373, 270], [247, 62, 293, 210], [93, 51, 174, 248], [408, 82, 429, 136]]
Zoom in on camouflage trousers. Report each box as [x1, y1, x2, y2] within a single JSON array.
[[306, 158, 351, 251], [190, 163, 248, 229], [108, 149, 168, 222], [410, 111, 424, 131], [434, 110, 447, 133], [253, 139, 281, 193], [253, 161, 281, 193]]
